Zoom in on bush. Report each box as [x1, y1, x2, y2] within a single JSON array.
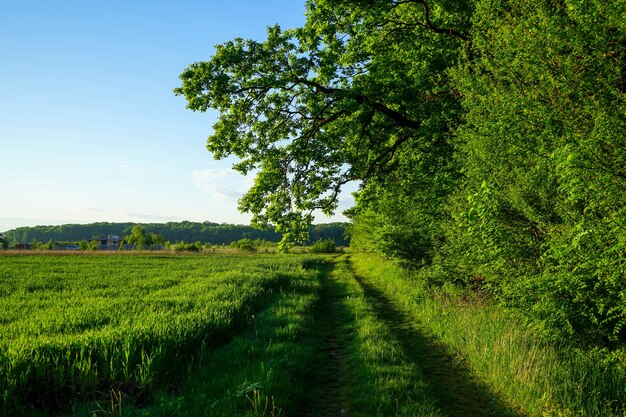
[[230, 238, 258, 253], [168, 241, 202, 252], [309, 238, 336, 254]]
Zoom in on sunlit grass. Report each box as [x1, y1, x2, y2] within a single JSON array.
[[0, 253, 312, 416], [6, 251, 621, 416], [313, 256, 444, 417], [67, 256, 325, 417], [350, 252, 626, 416]]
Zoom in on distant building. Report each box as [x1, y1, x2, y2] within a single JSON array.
[[14, 243, 32, 250], [95, 235, 122, 250]]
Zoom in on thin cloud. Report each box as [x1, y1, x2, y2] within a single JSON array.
[[192, 169, 249, 201], [125, 211, 176, 222], [82, 207, 177, 223]]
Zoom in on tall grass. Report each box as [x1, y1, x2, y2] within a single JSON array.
[[74, 255, 325, 417], [80, 254, 447, 417], [6, 251, 624, 416], [350, 252, 626, 416], [0, 253, 310, 416]]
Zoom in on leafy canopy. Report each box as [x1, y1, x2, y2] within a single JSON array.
[[175, 0, 470, 249]]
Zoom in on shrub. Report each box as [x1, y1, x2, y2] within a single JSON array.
[[169, 241, 202, 252], [230, 238, 258, 253], [310, 238, 336, 254]]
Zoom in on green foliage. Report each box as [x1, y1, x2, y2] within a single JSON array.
[[77, 240, 98, 251], [343, 0, 626, 344], [447, 0, 626, 342], [167, 240, 203, 252], [3, 221, 349, 247], [176, 0, 470, 248], [309, 238, 336, 254], [123, 226, 165, 250], [175, 0, 626, 344], [146, 232, 164, 249], [230, 238, 259, 253], [29, 239, 54, 250], [125, 225, 145, 250]]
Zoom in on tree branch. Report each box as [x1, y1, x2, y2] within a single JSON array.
[[291, 76, 421, 130], [389, 0, 469, 42], [362, 131, 412, 180]]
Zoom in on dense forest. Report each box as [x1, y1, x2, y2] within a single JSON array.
[[176, 0, 626, 344], [3, 221, 349, 246]]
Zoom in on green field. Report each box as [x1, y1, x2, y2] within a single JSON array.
[[2, 252, 625, 417], [0, 253, 315, 416]]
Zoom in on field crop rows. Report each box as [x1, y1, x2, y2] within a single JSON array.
[[0, 253, 313, 416]]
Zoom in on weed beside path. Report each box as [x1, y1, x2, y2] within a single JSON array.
[[349, 252, 626, 417]]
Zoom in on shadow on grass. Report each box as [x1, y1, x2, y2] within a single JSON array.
[[348, 261, 524, 417]]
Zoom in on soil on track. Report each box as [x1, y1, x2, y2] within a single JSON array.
[[301, 261, 351, 417]]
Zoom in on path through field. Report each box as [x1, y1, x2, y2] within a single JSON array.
[[2, 253, 525, 416], [305, 256, 523, 417], [303, 260, 351, 417]]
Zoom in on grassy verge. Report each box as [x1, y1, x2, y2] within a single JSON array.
[[324, 256, 444, 417], [350, 252, 626, 417]]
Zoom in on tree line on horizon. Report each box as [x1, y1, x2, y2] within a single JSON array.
[[3, 221, 349, 247]]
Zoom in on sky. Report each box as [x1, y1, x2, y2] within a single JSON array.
[[0, 0, 356, 232]]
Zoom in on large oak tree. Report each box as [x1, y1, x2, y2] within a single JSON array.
[[175, 0, 471, 250]]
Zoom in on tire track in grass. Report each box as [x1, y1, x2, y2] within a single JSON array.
[[306, 256, 444, 417], [301, 258, 351, 417], [330, 257, 445, 417], [348, 258, 524, 417]]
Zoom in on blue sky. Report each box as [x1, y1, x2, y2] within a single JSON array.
[[0, 1, 355, 232]]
